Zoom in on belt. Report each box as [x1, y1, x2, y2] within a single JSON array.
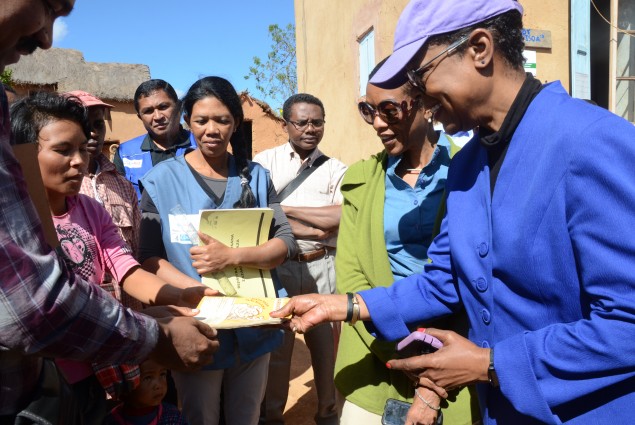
[[291, 247, 332, 262]]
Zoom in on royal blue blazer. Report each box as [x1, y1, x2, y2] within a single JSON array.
[[361, 82, 635, 424]]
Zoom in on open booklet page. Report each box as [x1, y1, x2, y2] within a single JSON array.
[[197, 208, 277, 298], [195, 296, 290, 329]]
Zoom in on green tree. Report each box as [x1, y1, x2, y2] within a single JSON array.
[[245, 23, 297, 112], [1, 69, 13, 87]]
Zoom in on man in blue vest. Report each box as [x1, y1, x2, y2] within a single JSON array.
[[114, 79, 197, 201]]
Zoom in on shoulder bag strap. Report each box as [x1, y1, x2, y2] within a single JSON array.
[[277, 155, 330, 202]]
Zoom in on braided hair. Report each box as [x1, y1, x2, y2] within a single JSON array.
[[181, 76, 256, 208]]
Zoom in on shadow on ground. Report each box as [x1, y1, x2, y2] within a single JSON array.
[[283, 334, 319, 424]]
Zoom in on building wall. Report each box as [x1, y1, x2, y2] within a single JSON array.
[[294, 0, 571, 165], [106, 101, 146, 145], [11, 85, 145, 157], [107, 99, 287, 158], [523, 0, 570, 89], [242, 97, 289, 157], [10, 87, 285, 159]]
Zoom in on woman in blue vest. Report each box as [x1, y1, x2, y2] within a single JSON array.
[[138, 76, 297, 424]]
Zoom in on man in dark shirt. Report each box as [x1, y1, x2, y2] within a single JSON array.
[[113, 79, 197, 201]]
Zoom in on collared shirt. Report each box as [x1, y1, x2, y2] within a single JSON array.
[[81, 154, 142, 257], [0, 87, 157, 415], [81, 154, 143, 311], [384, 134, 451, 279], [113, 128, 193, 175], [140, 128, 193, 166], [253, 142, 347, 252]]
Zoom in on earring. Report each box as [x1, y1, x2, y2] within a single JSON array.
[[427, 116, 432, 123], [481, 60, 485, 64]]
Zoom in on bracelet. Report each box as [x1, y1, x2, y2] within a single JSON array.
[[349, 294, 360, 325], [415, 388, 441, 411], [345, 292, 354, 322]]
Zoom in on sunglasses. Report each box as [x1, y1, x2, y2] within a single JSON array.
[[286, 119, 325, 131], [358, 99, 420, 125], [406, 35, 470, 91]]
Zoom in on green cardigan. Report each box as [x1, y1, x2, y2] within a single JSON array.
[[334, 141, 479, 422]]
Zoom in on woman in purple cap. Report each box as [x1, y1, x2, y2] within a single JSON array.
[[272, 0, 635, 424]]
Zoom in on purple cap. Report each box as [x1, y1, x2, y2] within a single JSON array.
[[370, 0, 524, 88]]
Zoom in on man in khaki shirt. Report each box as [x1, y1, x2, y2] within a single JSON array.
[[254, 93, 346, 425]]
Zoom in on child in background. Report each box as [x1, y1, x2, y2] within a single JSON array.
[[104, 359, 188, 425]]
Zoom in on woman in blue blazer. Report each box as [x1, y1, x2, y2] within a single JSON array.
[[272, 0, 635, 424]]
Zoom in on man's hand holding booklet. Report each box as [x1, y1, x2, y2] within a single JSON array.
[[195, 296, 291, 329]]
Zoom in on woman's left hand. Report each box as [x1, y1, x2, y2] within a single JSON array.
[[190, 231, 235, 274], [387, 328, 490, 396], [406, 387, 440, 425]]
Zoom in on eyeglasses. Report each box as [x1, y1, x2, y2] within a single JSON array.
[[406, 35, 470, 91], [286, 119, 325, 131], [358, 99, 419, 125]]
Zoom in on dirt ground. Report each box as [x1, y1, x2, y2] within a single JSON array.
[[283, 333, 320, 424]]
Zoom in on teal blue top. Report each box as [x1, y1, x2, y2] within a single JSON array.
[[383, 133, 451, 278]]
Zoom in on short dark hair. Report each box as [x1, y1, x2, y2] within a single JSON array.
[[282, 93, 325, 121], [10, 91, 90, 145], [427, 10, 525, 71], [133, 79, 179, 112], [182, 76, 256, 209]]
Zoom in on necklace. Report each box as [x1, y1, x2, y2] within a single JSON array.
[[406, 168, 423, 174]]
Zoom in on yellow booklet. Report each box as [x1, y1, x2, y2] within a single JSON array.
[[198, 208, 277, 298], [195, 296, 290, 329]]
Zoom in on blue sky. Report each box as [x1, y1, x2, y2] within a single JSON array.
[[53, 1, 295, 106]]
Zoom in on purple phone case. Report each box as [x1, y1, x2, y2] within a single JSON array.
[[396, 330, 443, 357]]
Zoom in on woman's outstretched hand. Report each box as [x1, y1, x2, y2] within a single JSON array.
[[270, 293, 348, 333]]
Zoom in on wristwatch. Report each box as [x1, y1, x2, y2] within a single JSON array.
[[488, 348, 500, 388]]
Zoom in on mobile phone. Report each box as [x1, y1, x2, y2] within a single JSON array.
[[395, 329, 443, 358], [382, 398, 444, 425], [381, 398, 411, 425]]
